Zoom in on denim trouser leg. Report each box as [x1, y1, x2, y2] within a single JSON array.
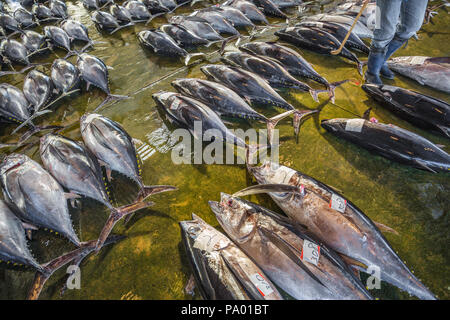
[[372, 0, 403, 51], [396, 0, 429, 41]]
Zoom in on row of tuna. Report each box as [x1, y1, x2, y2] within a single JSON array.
[[0, 112, 176, 299]]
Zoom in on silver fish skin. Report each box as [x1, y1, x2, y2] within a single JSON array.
[[44, 26, 71, 52], [49, 0, 68, 19], [200, 64, 295, 111], [152, 91, 247, 148], [168, 16, 223, 42], [180, 213, 283, 300], [209, 6, 255, 28], [304, 13, 373, 39], [191, 9, 239, 35], [51, 58, 80, 93], [0, 200, 42, 271], [39, 134, 111, 209], [387, 56, 450, 94], [245, 160, 437, 300], [23, 69, 54, 111], [80, 113, 143, 188], [224, 0, 269, 25], [60, 20, 91, 43], [0, 38, 30, 65], [21, 30, 46, 54], [209, 193, 373, 300], [77, 53, 110, 94], [0, 153, 80, 246]]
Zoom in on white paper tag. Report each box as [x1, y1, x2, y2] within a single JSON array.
[[345, 119, 365, 132], [249, 273, 274, 297], [301, 239, 320, 266], [330, 194, 347, 213], [193, 229, 223, 252], [409, 56, 428, 65], [172, 98, 182, 110]]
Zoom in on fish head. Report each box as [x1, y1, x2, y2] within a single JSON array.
[[152, 91, 177, 108], [80, 113, 101, 132], [39, 133, 60, 157], [209, 193, 257, 244], [171, 78, 193, 95], [320, 118, 347, 133], [0, 153, 28, 176]]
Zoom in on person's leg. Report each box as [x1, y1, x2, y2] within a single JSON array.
[[366, 0, 402, 84], [381, 0, 429, 79]]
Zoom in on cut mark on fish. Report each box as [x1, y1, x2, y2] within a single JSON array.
[[345, 119, 365, 132], [301, 239, 320, 266], [330, 194, 347, 213], [249, 273, 274, 297]]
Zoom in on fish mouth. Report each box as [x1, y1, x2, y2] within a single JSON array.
[[0, 153, 27, 175], [361, 83, 380, 95]]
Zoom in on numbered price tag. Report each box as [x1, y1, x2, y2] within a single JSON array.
[[345, 119, 365, 133], [330, 194, 347, 213], [193, 229, 222, 252], [301, 239, 320, 266], [249, 273, 274, 297]]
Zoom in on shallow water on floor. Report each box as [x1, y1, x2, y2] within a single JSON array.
[[0, 0, 448, 300]]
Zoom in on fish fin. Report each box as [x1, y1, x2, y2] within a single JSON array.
[[110, 22, 134, 34], [94, 94, 129, 112], [373, 221, 399, 235], [293, 109, 320, 138], [362, 107, 372, 120], [258, 226, 326, 287], [245, 144, 271, 168], [40, 89, 81, 111], [28, 235, 125, 300], [184, 53, 205, 66], [22, 222, 39, 231], [327, 79, 351, 103], [338, 253, 368, 270], [12, 110, 53, 136], [136, 185, 177, 202], [267, 110, 296, 145], [233, 183, 301, 198], [414, 160, 437, 173], [96, 202, 155, 252], [64, 192, 82, 200]]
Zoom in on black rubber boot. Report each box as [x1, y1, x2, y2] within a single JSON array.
[[381, 37, 406, 79], [365, 48, 385, 85]]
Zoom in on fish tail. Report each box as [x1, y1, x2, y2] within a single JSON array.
[[293, 109, 320, 138], [136, 185, 178, 202], [245, 144, 271, 170], [110, 22, 134, 34], [40, 89, 81, 111], [356, 60, 364, 76], [12, 109, 53, 136], [184, 53, 205, 66], [266, 110, 296, 145], [28, 235, 125, 300], [326, 79, 352, 103], [95, 202, 154, 252]]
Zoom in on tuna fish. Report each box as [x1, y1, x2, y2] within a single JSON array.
[[0, 153, 80, 246], [125, 0, 152, 21], [137, 30, 204, 65], [180, 213, 283, 300], [387, 56, 450, 94], [0, 13, 22, 34], [77, 53, 128, 110], [221, 51, 327, 102], [0, 38, 32, 65], [209, 193, 373, 300], [13, 7, 38, 29], [249, 0, 287, 19], [168, 16, 223, 42], [60, 20, 97, 47], [321, 118, 450, 173], [39, 133, 166, 251], [362, 84, 450, 139], [160, 24, 209, 47], [171, 78, 295, 144], [239, 41, 340, 99], [191, 9, 239, 35], [43, 26, 73, 53], [304, 13, 373, 39], [92, 11, 132, 34], [208, 6, 255, 29], [80, 113, 176, 203], [233, 160, 438, 299], [296, 21, 370, 54], [21, 30, 47, 56], [224, 0, 269, 25], [23, 69, 54, 111], [32, 3, 56, 22], [275, 26, 364, 75], [110, 4, 133, 24], [200, 64, 318, 136], [51, 58, 80, 95]]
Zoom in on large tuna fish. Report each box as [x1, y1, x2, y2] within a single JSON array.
[[321, 118, 450, 173], [223, 0, 269, 25], [39, 134, 170, 251], [200, 64, 318, 136], [275, 26, 364, 75], [23, 69, 54, 111], [0, 153, 80, 246], [168, 16, 223, 42], [171, 78, 296, 143], [209, 193, 373, 300], [303, 13, 373, 39], [387, 56, 450, 94], [362, 84, 450, 139], [191, 9, 239, 35], [180, 213, 283, 300], [80, 113, 176, 202], [234, 160, 438, 299]]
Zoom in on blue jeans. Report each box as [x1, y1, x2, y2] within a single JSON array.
[[372, 0, 428, 51]]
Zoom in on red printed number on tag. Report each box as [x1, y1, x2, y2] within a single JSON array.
[[250, 273, 274, 297], [330, 194, 347, 213]]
